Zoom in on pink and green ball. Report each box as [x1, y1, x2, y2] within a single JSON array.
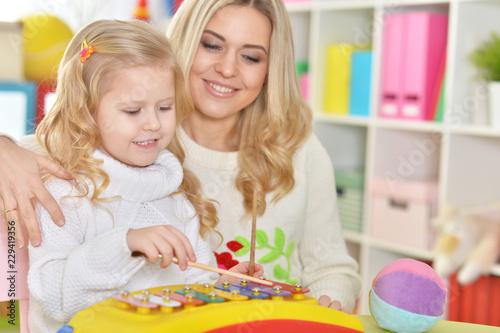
[[369, 259, 447, 333]]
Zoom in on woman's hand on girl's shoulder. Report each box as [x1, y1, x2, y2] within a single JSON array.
[[0, 136, 73, 248]]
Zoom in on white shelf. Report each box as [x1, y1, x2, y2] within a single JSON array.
[[344, 231, 436, 261], [373, 118, 445, 133], [449, 125, 500, 138], [290, 0, 500, 316], [367, 237, 435, 261], [343, 230, 366, 244], [314, 112, 370, 127]]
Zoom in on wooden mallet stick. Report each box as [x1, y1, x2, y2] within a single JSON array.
[[171, 257, 272, 286], [248, 189, 258, 276]]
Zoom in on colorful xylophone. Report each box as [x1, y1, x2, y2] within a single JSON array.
[[58, 279, 364, 333]]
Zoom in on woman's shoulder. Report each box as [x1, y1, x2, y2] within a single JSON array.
[[294, 132, 329, 162], [292, 132, 333, 178], [18, 134, 45, 155]]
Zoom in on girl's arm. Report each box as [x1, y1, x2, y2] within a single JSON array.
[[0, 135, 73, 247], [28, 180, 145, 324]]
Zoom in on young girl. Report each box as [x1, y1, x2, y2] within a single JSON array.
[[3, 0, 360, 314], [27, 19, 261, 333]]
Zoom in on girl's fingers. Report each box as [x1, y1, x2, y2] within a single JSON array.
[[156, 245, 174, 268], [166, 234, 188, 270], [143, 244, 162, 264], [169, 227, 196, 263], [126, 226, 196, 271]]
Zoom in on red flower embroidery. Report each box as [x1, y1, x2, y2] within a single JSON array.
[[214, 251, 239, 270], [227, 240, 243, 252]]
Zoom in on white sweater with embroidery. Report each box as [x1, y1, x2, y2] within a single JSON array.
[[177, 127, 362, 309], [27, 149, 218, 333]]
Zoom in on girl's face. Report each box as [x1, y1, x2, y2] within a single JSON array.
[[189, 5, 271, 122], [95, 65, 176, 167]]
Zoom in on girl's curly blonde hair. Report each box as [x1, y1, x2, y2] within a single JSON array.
[[36, 19, 218, 238]]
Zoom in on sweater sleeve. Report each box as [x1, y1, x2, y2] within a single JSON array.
[[174, 194, 219, 284], [28, 179, 145, 323], [186, 238, 219, 285], [296, 134, 362, 310]]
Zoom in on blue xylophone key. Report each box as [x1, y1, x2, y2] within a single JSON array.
[[232, 282, 292, 297]]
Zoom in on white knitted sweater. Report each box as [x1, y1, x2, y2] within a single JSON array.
[[27, 149, 218, 333], [177, 127, 362, 309], [20, 129, 362, 310]]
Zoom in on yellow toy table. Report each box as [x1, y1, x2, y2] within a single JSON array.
[[58, 280, 500, 333], [59, 282, 364, 333]]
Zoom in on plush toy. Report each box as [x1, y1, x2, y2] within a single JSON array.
[[433, 204, 500, 285], [369, 258, 447, 333], [18, 14, 73, 82]]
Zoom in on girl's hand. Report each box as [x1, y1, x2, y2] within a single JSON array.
[[318, 295, 352, 314], [0, 137, 73, 248], [216, 261, 264, 284], [126, 225, 196, 270]]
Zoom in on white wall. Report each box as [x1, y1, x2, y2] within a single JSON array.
[[0, 0, 172, 33]]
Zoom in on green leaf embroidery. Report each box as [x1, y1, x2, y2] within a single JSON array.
[[255, 230, 269, 247], [259, 250, 281, 263], [285, 241, 294, 258], [233, 228, 297, 284], [273, 264, 288, 281], [274, 228, 285, 251]]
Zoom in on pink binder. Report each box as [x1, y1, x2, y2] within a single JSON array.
[[380, 12, 448, 121], [402, 12, 448, 120], [379, 13, 406, 119]]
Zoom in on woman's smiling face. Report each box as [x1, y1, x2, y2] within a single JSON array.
[[188, 5, 271, 122]]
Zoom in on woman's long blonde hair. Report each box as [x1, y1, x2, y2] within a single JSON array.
[[167, 0, 313, 216], [36, 19, 218, 237]]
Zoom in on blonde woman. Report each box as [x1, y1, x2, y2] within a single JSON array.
[[0, 0, 360, 312], [26, 19, 260, 333]]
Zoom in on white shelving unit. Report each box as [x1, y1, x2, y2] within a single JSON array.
[[286, 0, 500, 315]]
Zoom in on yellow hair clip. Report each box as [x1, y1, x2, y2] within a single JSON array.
[[80, 39, 94, 63]]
